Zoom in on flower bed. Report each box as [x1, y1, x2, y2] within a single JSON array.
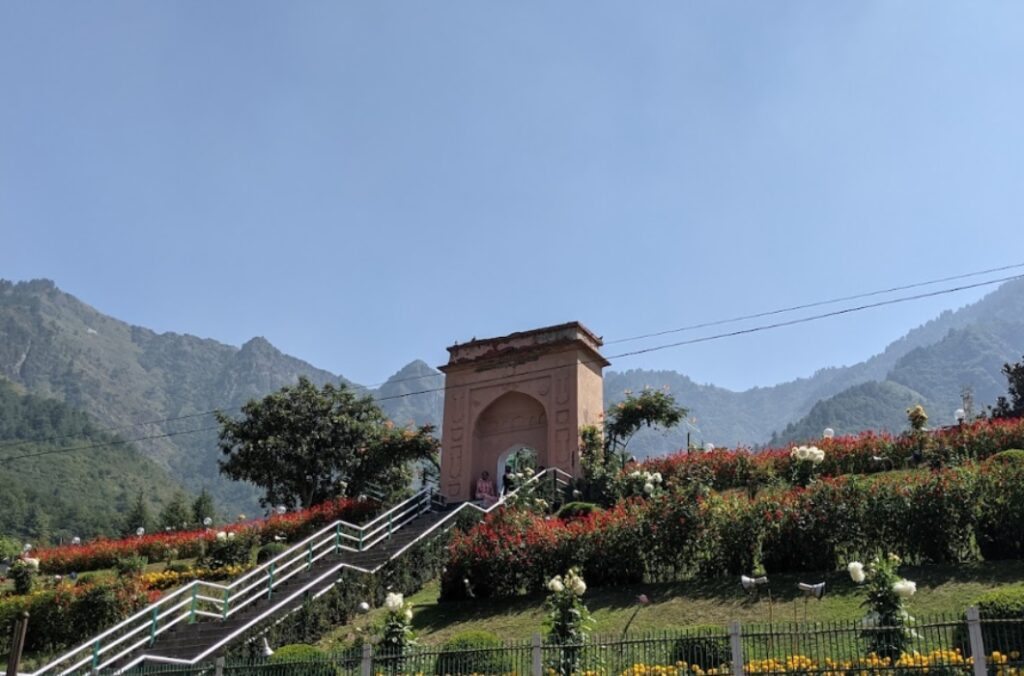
[[34, 496, 379, 574], [635, 417, 1024, 493], [443, 460, 1024, 600]]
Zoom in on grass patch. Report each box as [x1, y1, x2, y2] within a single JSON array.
[[319, 560, 1024, 649]]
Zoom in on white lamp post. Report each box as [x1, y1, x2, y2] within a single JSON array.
[[954, 408, 966, 425], [823, 428, 835, 440]]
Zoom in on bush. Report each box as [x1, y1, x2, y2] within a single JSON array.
[[258, 542, 289, 564], [114, 554, 148, 578], [671, 627, 730, 670], [991, 449, 1024, 466], [268, 644, 335, 676], [956, 585, 1024, 658], [200, 531, 257, 568], [9, 560, 34, 594], [556, 502, 600, 520], [434, 630, 510, 675], [975, 463, 1024, 560]]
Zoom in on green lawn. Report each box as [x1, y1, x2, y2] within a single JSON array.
[[319, 560, 1024, 649]]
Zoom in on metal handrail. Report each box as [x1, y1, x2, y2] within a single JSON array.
[[111, 468, 573, 674], [24, 486, 436, 676]]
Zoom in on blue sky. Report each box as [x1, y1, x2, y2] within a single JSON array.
[[2, 2, 1022, 391]]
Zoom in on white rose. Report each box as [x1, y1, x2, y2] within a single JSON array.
[[216, 531, 227, 542], [630, 471, 641, 479], [547, 577, 564, 593], [571, 577, 587, 596], [384, 592, 404, 612], [23, 558, 39, 571], [810, 449, 825, 465], [651, 472, 663, 484], [893, 579, 917, 599], [643, 483, 655, 495], [227, 532, 236, 540], [403, 608, 413, 622], [848, 561, 865, 584]]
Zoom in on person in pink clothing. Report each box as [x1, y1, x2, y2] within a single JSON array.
[[474, 470, 498, 507]]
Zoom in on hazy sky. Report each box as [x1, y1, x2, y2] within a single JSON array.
[[2, 2, 1022, 391]]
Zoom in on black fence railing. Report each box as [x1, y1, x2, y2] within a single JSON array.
[[116, 610, 1023, 676]]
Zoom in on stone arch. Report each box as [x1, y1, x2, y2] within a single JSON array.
[[470, 391, 548, 489]]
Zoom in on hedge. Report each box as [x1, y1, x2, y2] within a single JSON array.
[[442, 462, 1024, 600]]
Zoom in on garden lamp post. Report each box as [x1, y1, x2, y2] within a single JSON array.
[[954, 408, 966, 426], [823, 428, 835, 440]]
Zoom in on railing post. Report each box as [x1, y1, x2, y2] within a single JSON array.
[[307, 542, 314, 570], [91, 639, 101, 671], [222, 587, 231, 620], [267, 563, 275, 599], [966, 606, 987, 676], [358, 528, 364, 551], [531, 633, 543, 676], [189, 584, 199, 623], [360, 641, 373, 676], [149, 606, 158, 645], [6, 611, 29, 676], [335, 523, 342, 554], [729, 621, 744, 676], [214, 656, 225, 676]]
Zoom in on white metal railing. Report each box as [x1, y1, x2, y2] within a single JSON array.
[[26, 468, 573, 676], [23, 487, 436, 676]]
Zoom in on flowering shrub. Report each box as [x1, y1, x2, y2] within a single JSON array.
[[139, 563, 252, 590], [379, 591, 416, 660], [850, 554, 917, 659], [444, 463, 1023, 599], [633, 417, 1024, 494], [544, 568, 593, 675], [34, 497, 378, 574]]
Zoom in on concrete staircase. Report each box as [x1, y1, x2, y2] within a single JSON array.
[[138, 506, 454, 663]]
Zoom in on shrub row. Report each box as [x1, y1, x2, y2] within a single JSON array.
[[442, 461, 1024, 600], [34, 497, 379, 574], [634, 416, 1024, 493]]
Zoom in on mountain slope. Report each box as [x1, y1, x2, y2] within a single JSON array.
[[0, 378, 182, 542]]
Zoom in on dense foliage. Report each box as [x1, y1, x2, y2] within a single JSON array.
[[33, 496, 378, 574], [442, 460, 1024, 600], [0, 379, 183, 542], [217, 377, 439, 508], [990, 355, 1024, 419], [633, 415, 1024, 494]]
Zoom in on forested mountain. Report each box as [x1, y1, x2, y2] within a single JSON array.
[[0, 378, 182, 542], [2, 276, 1022, 522]]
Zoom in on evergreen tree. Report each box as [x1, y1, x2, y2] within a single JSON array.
[[192, 488, 216, 526], [123, 491, 153, 536], [991, 356, 1024, 419], [159, 491, 192, 531], [25, 506, 52, 546]]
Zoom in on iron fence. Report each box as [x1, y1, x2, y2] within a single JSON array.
[[108, 610, 1024, 676]]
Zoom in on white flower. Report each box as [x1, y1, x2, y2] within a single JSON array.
[[227, 532, 236, 540], [570, 577, 587, 596], [384, 592, 404, 612], [216, 531, 227, 542], [630, 471, 642, 479], [22, 558, 39, 571], [403, 608, 413, 621], [848, 561, 865, 584], [809, 447, 826, 465], [643, 482, 655, 495], [651, 472, 663, 484], [547, 576, 564, 593], [893, 579, 917, 599]]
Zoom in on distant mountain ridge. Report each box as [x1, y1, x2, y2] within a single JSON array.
[[2, 276, 1023, 515]]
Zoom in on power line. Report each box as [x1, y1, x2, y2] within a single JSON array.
[[0, 409, 226, 451], [604, 260, 1024, 345], [1, 268, 1019, 459], [0, 425, 222, 464]]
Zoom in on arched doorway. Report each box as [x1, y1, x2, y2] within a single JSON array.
[[471, 391, 548, 493], [496, 444, 539, 492]]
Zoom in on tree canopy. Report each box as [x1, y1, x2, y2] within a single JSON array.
[[216, 377, 439, 509], [991, 356, 1024, 419]]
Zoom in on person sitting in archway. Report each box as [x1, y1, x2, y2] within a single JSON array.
[[474, 471, 498, 507]]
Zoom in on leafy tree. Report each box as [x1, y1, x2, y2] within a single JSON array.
[[123, 490, 153, 537], [159, 491, 192, 531], [581, 387, 687, 476], [192, 488, 216, 526], [991, 356, 1024, 419], [216, 377, 440, 509]]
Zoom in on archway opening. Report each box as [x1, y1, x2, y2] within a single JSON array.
[[497, 444, 539, 493]]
